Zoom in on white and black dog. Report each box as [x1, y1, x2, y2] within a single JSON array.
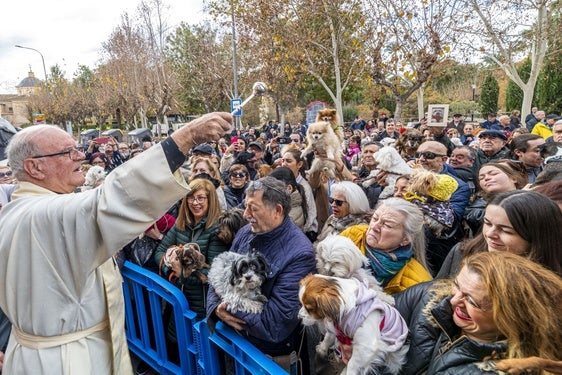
[[208, 251, 270, 314]]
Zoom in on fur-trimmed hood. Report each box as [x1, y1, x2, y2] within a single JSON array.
[[394, 280, 508, 375]]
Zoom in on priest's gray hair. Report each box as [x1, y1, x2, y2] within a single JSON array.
[[6, 125, 60, 178]]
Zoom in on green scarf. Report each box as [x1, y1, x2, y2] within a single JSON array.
[[365, 244, 414, 286]]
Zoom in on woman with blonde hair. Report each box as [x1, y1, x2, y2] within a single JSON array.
[[155, 178, 227, 318], [394, 251, 562, 374]]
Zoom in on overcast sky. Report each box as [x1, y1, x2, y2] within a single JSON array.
[[0, 0, 205, 94]]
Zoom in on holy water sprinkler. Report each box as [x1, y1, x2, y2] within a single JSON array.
[[231, 82, 268, 115]]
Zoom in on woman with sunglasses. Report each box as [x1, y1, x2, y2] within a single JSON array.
[[315, 181, 370, 243], [0, 165, 17, 211], [224, 163, 250, 209], [395, 251, 562, 374], [438, 190, 562, 279]]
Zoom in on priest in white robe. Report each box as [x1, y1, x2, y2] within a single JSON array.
[[0, 113, 232, 374]]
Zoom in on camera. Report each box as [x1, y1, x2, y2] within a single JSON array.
[[278, 137, 291, 145]]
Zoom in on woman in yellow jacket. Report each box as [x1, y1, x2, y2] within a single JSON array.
[[340, 198, 432, 294]]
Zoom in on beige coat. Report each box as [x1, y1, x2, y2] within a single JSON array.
[[0, 145, 189, 374]]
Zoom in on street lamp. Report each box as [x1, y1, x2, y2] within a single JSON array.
[[471, 83, 476, 122], [231, 7, 240, 130], [15, 44, 49, 94]]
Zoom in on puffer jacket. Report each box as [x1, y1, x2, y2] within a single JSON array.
[[206, 216, 316, 356], [155, 218, 228, 319], [340, 224, 432, 294], [394, 281, 507, 375]]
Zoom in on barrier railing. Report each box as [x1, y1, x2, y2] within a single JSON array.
[[121, 261, 288, 375], [121, 261, 199, 375], [195, 320, 287, 374]]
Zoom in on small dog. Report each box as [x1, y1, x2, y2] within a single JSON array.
[[83, 165, 106, 190], [316, 108, 344, 143], [304, 121, 342, 179], [171, 243, 210, 282], [215, 208, 246, 245], [299, 274, 409, 375], [315, 235, 383, 293], [208, 251, 270, 314], [362, 146, 412, 198], [257, 164, 273, 178], [395, 129, 424, 161], [405, 169, 458, 237]]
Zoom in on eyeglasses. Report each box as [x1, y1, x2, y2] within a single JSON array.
[[251, 180, 287, 196], [230, 171, 247, 178], [452, 280, 488, 311], [0, 171, 13, 178], [290, 138, 300, 143], [31, 147, 84, 161], [187, 195, 208, 204], [329, 197, 347, 206], [414, 151, 446, 160]]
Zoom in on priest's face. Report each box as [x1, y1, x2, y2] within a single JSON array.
[[31, 128, 86, 193]]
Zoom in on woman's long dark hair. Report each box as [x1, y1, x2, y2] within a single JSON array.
[[464, 190, 562, 276], [268, 166, 309, 225]]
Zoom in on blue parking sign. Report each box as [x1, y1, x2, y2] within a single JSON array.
[[231, 98, 242, 116]]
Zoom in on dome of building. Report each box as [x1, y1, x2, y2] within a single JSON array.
[[16, 70, 42, 88]]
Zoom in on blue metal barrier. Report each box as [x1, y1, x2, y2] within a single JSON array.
[[121, 261, 199, 375], [195, 320, 288, 375], [122, 261, 288, 375]]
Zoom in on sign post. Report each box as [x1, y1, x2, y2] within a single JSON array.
[[231, 98, 242, 117]]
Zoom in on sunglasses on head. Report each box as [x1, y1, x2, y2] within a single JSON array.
[[414, 151, 446, 160], [0, 171, 13, 178], [329, 197, 346, 206], [230, 171, 247, 178]]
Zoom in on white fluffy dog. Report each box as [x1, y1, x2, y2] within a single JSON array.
[[299, 274, 409, 375], [362, 146, 412, 198], [304, 121, 342, 179], [83, 166, 106, 190], [316, 235, 380, 291], [207, 251, 270, 314]]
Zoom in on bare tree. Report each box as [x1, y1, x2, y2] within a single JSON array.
[[456, 0, 555, 118], [209, 0, 372, 124], [363, 0, 462, 121]]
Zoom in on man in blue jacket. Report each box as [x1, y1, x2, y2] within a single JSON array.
[[207, 177, 316, 369]]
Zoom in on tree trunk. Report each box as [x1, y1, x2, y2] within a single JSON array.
[[394, 97, 405, 122], [417, 86, 425, 121]]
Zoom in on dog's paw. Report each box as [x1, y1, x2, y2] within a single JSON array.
[[256, 294, 268, 303], [242, 300, 265, 314], [316, 343, 330, 357]]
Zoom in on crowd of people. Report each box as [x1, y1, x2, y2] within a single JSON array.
[[0, 108, 561, 374]]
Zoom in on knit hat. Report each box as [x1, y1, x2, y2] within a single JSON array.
[[145, 213, 176, 234], [404, 170, 458, 203], [429, 174, 458, 201]]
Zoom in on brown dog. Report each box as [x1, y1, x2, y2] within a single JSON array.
[[174, 243, 210, 282], [395, 128, 424, 161], [316, 108, 344, 143]]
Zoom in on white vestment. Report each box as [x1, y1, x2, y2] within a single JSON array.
[[0, 144, 189, 374]]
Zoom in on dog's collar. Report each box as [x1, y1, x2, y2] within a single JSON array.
[[335, 316, 385, 345]]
